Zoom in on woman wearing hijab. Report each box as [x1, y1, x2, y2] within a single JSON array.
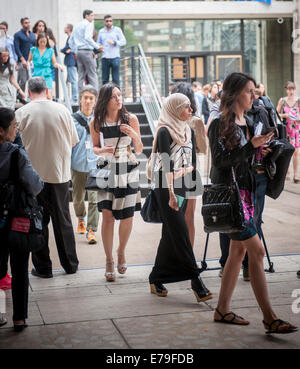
[[148, 93, 212, 302]]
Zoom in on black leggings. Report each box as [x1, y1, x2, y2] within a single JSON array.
[[0, 230, 30, 321], [149, 188, 200, 284]]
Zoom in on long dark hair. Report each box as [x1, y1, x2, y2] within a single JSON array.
[[32, 20, 48, 35], [220, 72, 256, 151], [171, 82, 197, 115], [94, 83, 130, 133], [0, 48, 12, 75]]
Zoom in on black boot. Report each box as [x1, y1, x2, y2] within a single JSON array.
[[191, 276, 213, 303]]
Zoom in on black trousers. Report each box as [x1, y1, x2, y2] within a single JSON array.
[[32, 182, 79, 274], [0, 230, 30, 321], [149, 188, 200, 284]]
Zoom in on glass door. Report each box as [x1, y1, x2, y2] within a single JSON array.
[[216, 55, 242, 81]]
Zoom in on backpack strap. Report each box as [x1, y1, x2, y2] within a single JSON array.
[[9, 148, 20, 182], [72, 112, 90, 134]]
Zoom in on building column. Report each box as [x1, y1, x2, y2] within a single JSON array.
[[293, 1, 300, 91]]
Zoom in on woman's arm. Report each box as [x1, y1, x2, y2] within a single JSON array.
[[27, 50, 33, 64], [51, 52, 64, 71], [208, 119, 256, 169], [9, 74, 26, 99], [120, 114, 143, 154], [90, 118, 114, 156], [276, 98, 288, 119]]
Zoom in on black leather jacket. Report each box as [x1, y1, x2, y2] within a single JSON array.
[[208, 117, 257, 189]]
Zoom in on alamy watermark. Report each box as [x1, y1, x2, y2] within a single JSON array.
[[292, 289, 300, 314]]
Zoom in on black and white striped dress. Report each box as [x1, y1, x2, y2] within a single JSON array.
[[97, 122, 141, 219]]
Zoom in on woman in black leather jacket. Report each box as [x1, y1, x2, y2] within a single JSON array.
[[0, 108, 43, 331], [208, 72, 297, 334]]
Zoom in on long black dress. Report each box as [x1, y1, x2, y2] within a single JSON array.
[[148, 127, 200, 284]]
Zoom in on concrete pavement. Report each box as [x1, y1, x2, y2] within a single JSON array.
[[0, 155, 300, 349]]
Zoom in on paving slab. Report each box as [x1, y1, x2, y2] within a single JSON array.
[[113, 306, 300, 349], [0, 319, 128, 349]]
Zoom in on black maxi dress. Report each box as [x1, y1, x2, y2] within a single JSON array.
[[149, 127, 201, 284]]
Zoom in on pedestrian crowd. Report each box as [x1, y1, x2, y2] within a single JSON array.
[[0, 9, 299, 337]]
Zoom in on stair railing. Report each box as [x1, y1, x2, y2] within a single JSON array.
[[120, 44, 162, 136]]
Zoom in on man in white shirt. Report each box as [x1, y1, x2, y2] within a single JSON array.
[[16, 77, 79, 278], [69, 10, 103, 92], [97, 15, 126, 85]]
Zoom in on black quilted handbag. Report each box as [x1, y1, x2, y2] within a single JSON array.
[[201, 168, 245, 233]]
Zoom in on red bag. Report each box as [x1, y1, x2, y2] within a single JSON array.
[[11, 217, 31, 233]]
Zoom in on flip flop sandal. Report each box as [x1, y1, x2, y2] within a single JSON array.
[[263, 319, 298, 334], [214, 308, 249, 325]]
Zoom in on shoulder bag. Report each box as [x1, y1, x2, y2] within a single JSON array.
[[201, 167, 245, 233], [85, 126, 122, 191], [5, 149, 45, 252], [140, 151, 162, 223]]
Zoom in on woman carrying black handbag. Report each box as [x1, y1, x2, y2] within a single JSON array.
[[0, 108, 43, 332], [208, 72, 297, 334], [148, 93, 212, 302]]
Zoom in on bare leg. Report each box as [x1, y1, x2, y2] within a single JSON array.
[[117, 217, 133, 269], [215, 240, 246, 314], [185, 199, 196, 248], [292, 148, 299, 180], [243, 235, 277, 323], [101, 209, 115, 273]]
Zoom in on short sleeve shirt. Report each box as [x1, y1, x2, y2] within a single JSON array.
[[16, 100, 79, 183]]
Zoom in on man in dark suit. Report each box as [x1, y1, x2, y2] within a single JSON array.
[[61, 24, 78, 104]]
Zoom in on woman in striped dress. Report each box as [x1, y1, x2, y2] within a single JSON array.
[[90, 84, 143, 281]]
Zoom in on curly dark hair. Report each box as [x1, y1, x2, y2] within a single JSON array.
[[93, 83, 130, 133], [171, 82, 197, 115], [220, 72, 256, 151]]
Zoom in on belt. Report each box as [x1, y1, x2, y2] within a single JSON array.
[[255, 170, 265, 174]]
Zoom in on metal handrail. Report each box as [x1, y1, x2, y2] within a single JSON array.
[[55, 50, 72, 113], [120, 43, 162, 136]]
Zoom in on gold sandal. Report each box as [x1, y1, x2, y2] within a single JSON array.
[[117, 252, 127, 275], [105, 261, 115, 282]]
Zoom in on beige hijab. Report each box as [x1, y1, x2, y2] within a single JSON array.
[[152, 93, 192, 153]]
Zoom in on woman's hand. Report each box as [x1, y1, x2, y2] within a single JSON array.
[[168, 191, 179, 211], [19, 90, 26, 100], [251, 132, 274, 148], [173, 166, 194, 180], [261, 147, 272, 157], [94, 145, 115, 156], [102, 145, 115, 155], [120, 124, 138, 140]]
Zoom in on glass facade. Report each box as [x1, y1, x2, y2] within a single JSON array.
[[123, 19, 242, 53], [94, 16, 292, 102]]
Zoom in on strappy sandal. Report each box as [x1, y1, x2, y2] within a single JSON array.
[[263, 319, 298, 334], [214, 308, 250, 325], [117, 252, 127, 275], [105, 261, 115, 282]]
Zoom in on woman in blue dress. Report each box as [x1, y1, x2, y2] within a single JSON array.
[[28, 33, 63, 100]]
